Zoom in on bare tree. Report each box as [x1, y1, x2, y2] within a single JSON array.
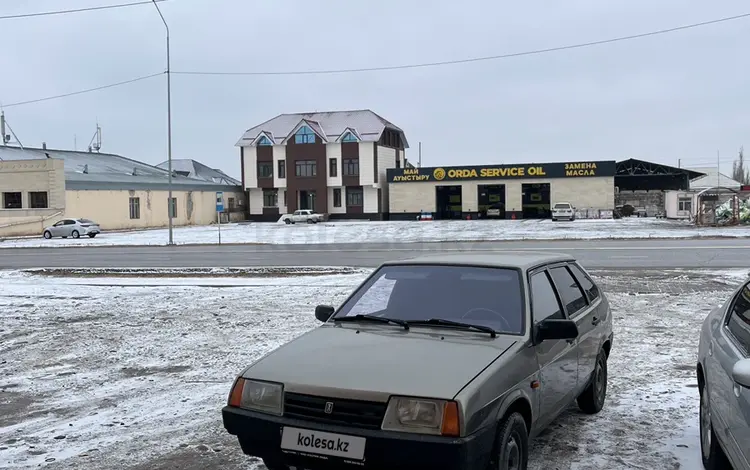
[[732, 146, 749, 185]]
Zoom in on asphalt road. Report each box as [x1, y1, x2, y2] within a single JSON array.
[[1, 238, 749, 269]]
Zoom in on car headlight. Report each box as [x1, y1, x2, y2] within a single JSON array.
[[227, 378, 283, 416], [381, 396, 460, 437]]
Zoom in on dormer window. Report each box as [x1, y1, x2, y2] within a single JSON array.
[[257, 135, 273, 146], [294, 126, 316, 144], [341, 131, 358, 143]]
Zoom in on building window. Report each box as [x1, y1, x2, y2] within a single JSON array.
[[2, 192, 22, 209], [278, 160, 286, 179], [169, 197, 177, 218], [258, 162, 273, 178], [29, 192, 49, 209], [263, 189, 278, 208], [129, 197, 141, 219], [341, 132, 358, 142], [283, 190, 287, 206], [346, 187, 363, 206], [294, 125, 316, 144], [228, 197, 236, 211], [329, 158, 337, 177], [678, 198, 692, 212], [295, 160, 317, 177], [333, 188, 342, 207], [343, 158, 359, 176], [257, 135, 273, 146]]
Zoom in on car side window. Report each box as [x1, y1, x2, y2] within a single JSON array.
[[727, 284, 750, 355], [65, 220, 75, 225], [549, 266, 589, 316], [568, 263, 600, 302], [530, 271, 565, 322]]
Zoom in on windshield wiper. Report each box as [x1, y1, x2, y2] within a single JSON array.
[[406, 318, 497, 338], [333, 314, 410, 331]]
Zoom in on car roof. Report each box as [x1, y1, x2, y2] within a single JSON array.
[[381, 251, 576, 271]]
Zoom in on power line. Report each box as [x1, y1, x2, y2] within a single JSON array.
[[2, 73, 163, 108], [0, 0, 168, 21], [173, 12, 750, 76], [2, 12, 749, 108]]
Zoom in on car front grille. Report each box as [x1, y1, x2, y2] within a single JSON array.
[[283, 392, 387, 430]]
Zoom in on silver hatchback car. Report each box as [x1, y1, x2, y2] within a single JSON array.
[[43, 218, 101, 239], [223, 252, 613, 470], [697, 279, 750, 469]]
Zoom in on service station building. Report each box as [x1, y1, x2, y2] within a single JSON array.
[[386, 160, 616, 220]]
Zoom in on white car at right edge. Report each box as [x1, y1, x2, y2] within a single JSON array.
[[551, 202, 576, 221]]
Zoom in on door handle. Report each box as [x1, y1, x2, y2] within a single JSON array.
[[591, 316, 600, 326]]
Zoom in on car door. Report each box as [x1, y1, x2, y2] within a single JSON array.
[[707, 282, 750, 468], [49, 220, 65, 236], [62, 219, 75, 236], [563, 262, 606, 391], [529, 267, 579, 427]]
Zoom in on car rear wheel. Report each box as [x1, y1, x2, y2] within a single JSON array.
[[577, 348, 608, 414], [71, 230, 80, 239], [700, 385, 730, 469], [491, 412, 528, 470], [43, 231, 52, 239], [284, 219, 291, 224]]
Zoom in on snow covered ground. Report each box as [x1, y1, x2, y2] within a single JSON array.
[[1, 267, 748, 469], [1, 217, 749, 248]]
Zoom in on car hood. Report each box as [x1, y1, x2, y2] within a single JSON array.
[[241, 324, 517, 400]]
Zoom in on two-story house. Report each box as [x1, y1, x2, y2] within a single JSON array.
[[236, 109, 408, 221]]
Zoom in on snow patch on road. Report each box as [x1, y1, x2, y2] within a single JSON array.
[[1, 217, 749, 248]]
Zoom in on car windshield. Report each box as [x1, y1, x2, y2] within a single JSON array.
[[333, 264, 525, 335], [554, 203, 570, 209]]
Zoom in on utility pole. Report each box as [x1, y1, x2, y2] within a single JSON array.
[[717, 150, 720, 188], [0, 111, 6, 146], [418, 142, 422, 168], [152, 0, 174, 245]]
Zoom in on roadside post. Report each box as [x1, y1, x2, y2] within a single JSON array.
[[216, 191, 224, 245]]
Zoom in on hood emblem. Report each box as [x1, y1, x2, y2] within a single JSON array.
[[324, 402, 334, 414]]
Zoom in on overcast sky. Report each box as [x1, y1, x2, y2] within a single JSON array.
[[1, 0, 748, 179]]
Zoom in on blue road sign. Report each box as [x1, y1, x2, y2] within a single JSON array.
[[216, 191, 224, 212]]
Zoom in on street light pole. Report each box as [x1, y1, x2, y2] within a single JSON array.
[[152, 0, 174, 245]]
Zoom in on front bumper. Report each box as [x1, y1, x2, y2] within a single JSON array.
[[222, 406, 495, 470]]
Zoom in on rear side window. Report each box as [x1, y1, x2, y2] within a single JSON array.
[[727, 284, 750, 354], [530, 271, 564, 322], [549, 266, 588, 315], [568, 264, 600, 302]]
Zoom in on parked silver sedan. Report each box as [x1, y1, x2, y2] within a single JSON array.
[[697, 279, 750, 469], [43, 218, 101, 239], [223, 252, 613, 470]]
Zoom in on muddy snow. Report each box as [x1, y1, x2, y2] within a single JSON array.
[[0, 268, 747, 469]]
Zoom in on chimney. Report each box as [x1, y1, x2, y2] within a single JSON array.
[[42, 142, 47, 150]]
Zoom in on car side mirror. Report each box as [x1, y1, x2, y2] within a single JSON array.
[[732, 358, 750, 389], [535, 319, 579, 343], [315, 305, 335, 322]]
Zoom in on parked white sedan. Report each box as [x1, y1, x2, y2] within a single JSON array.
[[43, 218, 101, 239]]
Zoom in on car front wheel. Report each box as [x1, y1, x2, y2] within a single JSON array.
[[71, 230, 80, 239], [700, 385, 730, 469], [492, 412, 528, 470], [577, 348, 608, 414]]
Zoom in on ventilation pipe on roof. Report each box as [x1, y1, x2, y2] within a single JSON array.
[[132, 168, 138, 176], [42, 142, 47, 150], [82, 164, 89, 174]]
